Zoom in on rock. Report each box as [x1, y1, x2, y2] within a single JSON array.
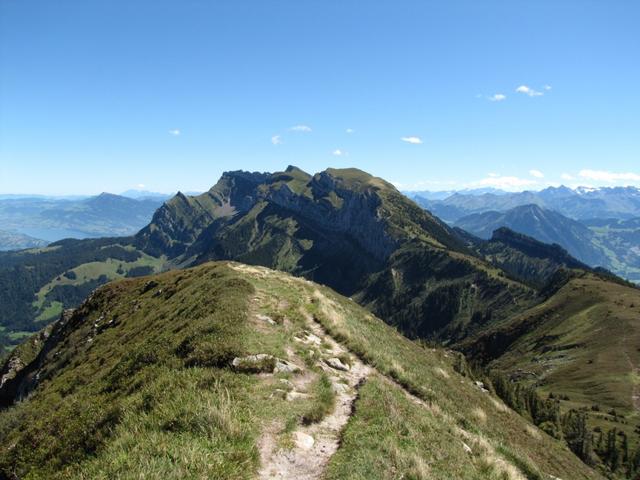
[[474, 380, 489, 393], [462, 442, 472, 454], [256, 314, 276, 325], [325, 357, 350, 371], [0, 357, 25, 389], [231, 354, 276, 373], [294, 331, 322, 345], [293, 432, 315, 450], [274, 359, 302, 374], [140, 280, 158, 293], [286, 391, 311, 401], [332, 382, 349, 394]]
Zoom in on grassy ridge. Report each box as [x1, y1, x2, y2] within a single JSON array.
[[299, 281, 599, 479], [463, 273, 640, 449]]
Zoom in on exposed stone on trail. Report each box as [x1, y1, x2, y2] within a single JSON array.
[[293, 432, 315, 450], [294, 331, 322, 345], [325, 357, 350, 371], [231, 355, 301, 374], [274, 359, 302, 374], [232, 354, 276, 373], [257, 314, 277, 325], [257, 300, 372, 480]]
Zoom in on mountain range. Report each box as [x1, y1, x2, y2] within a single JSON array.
[[0, 193, 167, 248], [1, 166, 639, 478], [412, 185, 640, 222]]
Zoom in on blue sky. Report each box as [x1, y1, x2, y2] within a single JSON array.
[[1, 0, 639, 194]]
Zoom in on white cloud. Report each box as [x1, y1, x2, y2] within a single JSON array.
[[561, 173, 574, 181], [578, 169, 640, 182], [401, 136, 423, 144], [529, 169, 544, 178], [136, 183, 146, 189], [544, 85, 552, 91], [345, 128, 355, 134], [473, 174, 538, 191], [168, 129, 181, 136], [516, 85, 544, 97], [289, 125, 312, 132], [271, 135, 283, 145], [332, 149, 344, 156], [489, 93, 506, 102]]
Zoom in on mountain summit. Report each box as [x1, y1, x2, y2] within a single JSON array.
[[136, 166, 531, 340]]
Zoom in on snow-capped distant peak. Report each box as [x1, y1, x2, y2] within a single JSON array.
[[575, 186, 598, 195]]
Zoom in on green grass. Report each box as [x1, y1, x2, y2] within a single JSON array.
[[35, 300, 63, 322], [459, 273, 640, 457], [301, 373, 335, 425], [326, 375, 548, 480], [244, 266, 601, 479], [30, 253, 166, 324], [0, 262, 602, 479]]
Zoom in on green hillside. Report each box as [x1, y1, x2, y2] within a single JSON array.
[[0, 238, 165, 353], [460, 272, 640, 461], [0, 262, 599, 479]]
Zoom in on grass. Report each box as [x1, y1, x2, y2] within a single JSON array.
[[326, 375, 545, 480], [31, 252, 166, 323], [0, 262, 602, 479], [1, 264, 261, 478], [297, 281, 600, 479], [474, 273, 640, 447], [301, 373, 335, 425]]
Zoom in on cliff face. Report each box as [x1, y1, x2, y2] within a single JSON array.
[[138, 167, 401, 264], [136, 170, 270, 256], [262, 170, 397, 262]]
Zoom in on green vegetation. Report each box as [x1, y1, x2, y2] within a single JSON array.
[[0, 262, 600, 479], [0, 237, 166, 352], [301, 373, 335, 425], [327, 375, 544, 480], [0, 166, 637, 477]]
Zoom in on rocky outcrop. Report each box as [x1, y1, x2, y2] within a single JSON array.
[[263, 171, 398, 262]]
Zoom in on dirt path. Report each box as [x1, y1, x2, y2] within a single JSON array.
[[257, 306, 372, 480]]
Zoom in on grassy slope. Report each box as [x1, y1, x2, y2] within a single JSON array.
[[0, 262, 599, 479], [32, 250, 165, 323], [463, 273, 640, 446]]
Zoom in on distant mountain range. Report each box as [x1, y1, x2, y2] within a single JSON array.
[[407, 187, 640, 284], [410, 185, 640, 222], [454, 204, 609, 266], [0, 193, 168, 248]]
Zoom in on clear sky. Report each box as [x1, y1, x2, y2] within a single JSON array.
[[1, 0, 639, 194]]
